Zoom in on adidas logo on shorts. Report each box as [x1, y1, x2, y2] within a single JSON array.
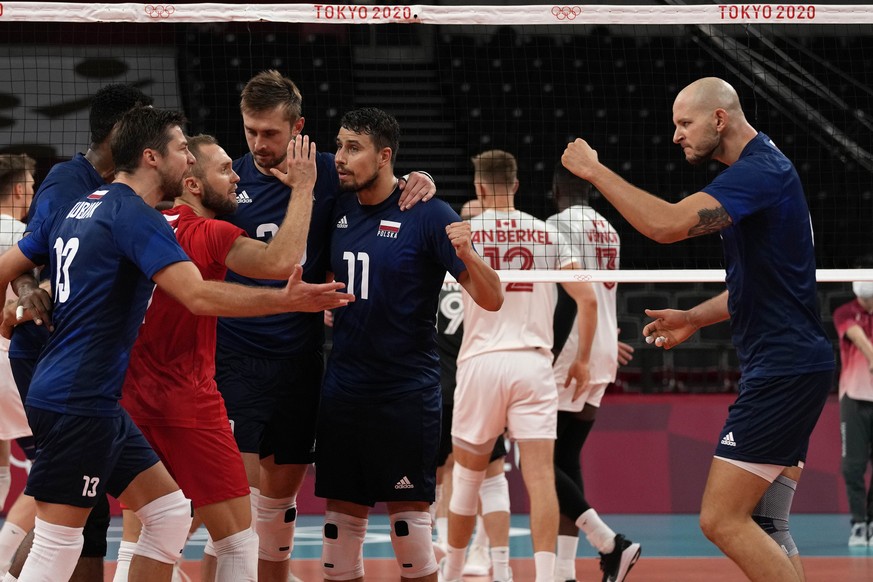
[[394, 476, 414, 490], [720, 431, 737, 447]]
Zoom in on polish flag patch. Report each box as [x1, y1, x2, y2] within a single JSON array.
[[377, 220, 401, 239]]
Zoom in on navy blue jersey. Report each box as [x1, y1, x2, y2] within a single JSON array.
[[324, 188, 467, 400], [702, 133, 833, 379], [17, 183, 190, 417], [217, 151, 339, 358], [10, 153, 104, 359]]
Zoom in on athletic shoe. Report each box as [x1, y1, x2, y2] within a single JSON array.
[[849, 522, 867, 546], [599, 534, 641, 582], [437, 557, 462, 582], [867, 522, 873, 546], [462, 542, 491, 576]]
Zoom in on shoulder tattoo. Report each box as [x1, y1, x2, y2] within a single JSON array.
[[688, 205, 731, 238]]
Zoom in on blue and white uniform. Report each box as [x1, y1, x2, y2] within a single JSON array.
[[315, 187, 466, 506], [704, 132, 834, 466], [18, 183, 189, 506], [215, 151, 339, 463]]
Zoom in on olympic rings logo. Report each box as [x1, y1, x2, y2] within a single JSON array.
[[551, 6, 581, 20], [144, 4, 175, 19]]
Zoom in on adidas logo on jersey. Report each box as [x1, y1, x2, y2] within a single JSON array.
[[394, 476, 414, 490], [720, 432, 737, 447], [236, 190, 253, 204], [337, 215, 348, 229]]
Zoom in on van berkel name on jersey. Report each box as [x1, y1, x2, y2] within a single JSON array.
[[472, 227, 554, 245]]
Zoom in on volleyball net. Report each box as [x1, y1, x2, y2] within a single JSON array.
[[0, 3, 871, 287]]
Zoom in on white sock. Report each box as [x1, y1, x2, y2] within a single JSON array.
[[0, 522, 27, 574], [112, 540, 137, 582], [214, 528, 258, 581], [555, 534, 579, 580], [533, 550, 556, 582], [16, 517, 84, 582], [471, 514, 489, 547], [443, 545, 466, 580], [2, 573, 18, 581], [490, 546, 510, 581], [576, 509, 616, 554], [0, 467, 10, 511]]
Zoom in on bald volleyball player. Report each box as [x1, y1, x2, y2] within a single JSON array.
[[562, 77, 833, 582]]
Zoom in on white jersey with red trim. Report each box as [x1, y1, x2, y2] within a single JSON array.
[[458, 208, 573, 361], [548, 206, 620, 399]]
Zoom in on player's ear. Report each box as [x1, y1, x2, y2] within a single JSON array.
[[292, 116, 305, 137], [183, 175, 200, 196]]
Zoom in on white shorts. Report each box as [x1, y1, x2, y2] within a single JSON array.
[[557, 380, 609, 412], [0, 349, 30, 440], [453, 349, 558, 445]]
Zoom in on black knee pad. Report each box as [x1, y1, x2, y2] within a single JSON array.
[[80, 494, 111, 557]]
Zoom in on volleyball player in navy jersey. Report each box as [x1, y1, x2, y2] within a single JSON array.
[[2, 83, 153, 582], [563, 77, 834, 582], [315, 107, 502, 582], [0, 107, 352, 582], [215, 70, 437, 581]]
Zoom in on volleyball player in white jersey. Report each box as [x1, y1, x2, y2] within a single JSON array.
[[440, 150, 596, 582], [547, 164, 640, 582]]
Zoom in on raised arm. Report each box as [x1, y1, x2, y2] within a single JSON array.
[[446, 221, 503, 312], [153, 261, 353, 317], [225, 135, 317, 280], [562, 139, 731, 244]]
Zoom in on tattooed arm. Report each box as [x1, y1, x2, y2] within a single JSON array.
[[562, 138, 731, 243]]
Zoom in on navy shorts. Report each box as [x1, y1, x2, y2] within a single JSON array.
[[715, 370, 833, 466], [24, 407, 159, 508], [315, 387, 440, 506], [216, 347, 322, 464]]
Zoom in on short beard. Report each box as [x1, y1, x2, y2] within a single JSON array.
[[202, 184, 238, 216], [685, 130, 720, 166], [159, 170, 184, 201], [339, 170, 379, 193], [254, 152, 286, 171]]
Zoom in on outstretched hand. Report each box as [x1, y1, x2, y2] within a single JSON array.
[[269, 135, 317, 193], [283, 265, 355, 313], [642, 308, 698, 350]]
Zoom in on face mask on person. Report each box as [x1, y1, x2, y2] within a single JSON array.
[[853, 281, 873, 299]]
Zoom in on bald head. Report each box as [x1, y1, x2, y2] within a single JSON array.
[[672, 77, 756, 166], [675, 77, 744, 119]]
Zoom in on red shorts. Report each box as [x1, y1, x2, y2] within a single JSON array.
[[138, 424, 250, 508]]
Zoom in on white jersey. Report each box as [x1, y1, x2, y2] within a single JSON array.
[[0, 214, 30, 439], [458, 208, 574, 361], [547, 206, 620, 407]]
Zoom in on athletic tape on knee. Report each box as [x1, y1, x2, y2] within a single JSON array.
[[214, 527, 258, 580], [389, 511, 438, 579], [255, 494, 296, 562], [322, 511, 366, 581], [0, 467, 10, 509], [134, 490, 193, 564], [450, 465, 487, 517], [479, 473, 510, 515], [752, 475, 798, 557]]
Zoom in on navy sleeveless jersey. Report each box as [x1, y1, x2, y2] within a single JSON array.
[[702, 133, 834, 379], [217, 151, 339, 358], [17, 183, 190, 416], [324, 188, 467, 400], [10, 153, 104, 359]]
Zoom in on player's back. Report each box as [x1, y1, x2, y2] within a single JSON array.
[[459, 208, 572, 361]]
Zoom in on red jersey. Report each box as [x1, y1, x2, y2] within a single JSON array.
[[121, 205, 245, 428], [833, 298, 873, 402]]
